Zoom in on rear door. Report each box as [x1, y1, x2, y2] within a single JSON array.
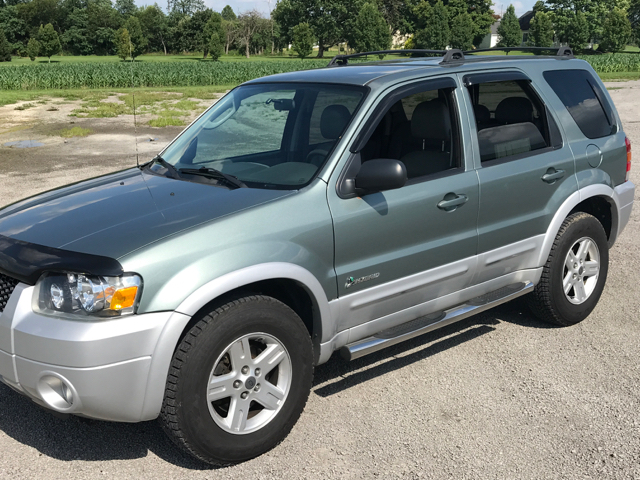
[[462, 70, 578, 284]]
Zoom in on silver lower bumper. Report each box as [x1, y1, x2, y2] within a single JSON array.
[[0, 283, 190, 422]]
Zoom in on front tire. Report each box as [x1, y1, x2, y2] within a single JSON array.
[[160, 295, 314, 466], [527, 212, 609, 326]]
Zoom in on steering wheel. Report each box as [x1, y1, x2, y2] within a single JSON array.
[[306, 149, 329, 166]]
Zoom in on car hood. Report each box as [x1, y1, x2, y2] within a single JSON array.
[[0, 168, 294, 259]]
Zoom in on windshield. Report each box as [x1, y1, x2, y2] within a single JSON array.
[[156, 83, 366, 189]]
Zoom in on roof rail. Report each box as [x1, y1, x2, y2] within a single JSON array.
[[327, 49, 465, 67], [464, 46, 574, 58]]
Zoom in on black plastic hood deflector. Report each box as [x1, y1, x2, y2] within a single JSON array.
[[0, 234, 123, 285]]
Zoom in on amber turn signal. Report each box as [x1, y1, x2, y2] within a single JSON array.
[[109, 286, 139, 310]]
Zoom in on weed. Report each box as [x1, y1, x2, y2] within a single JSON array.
[[14, 102, 36, 110], [52, 126, 93, 137]]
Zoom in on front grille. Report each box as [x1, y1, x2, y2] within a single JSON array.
[[0, 273, 20, 313]]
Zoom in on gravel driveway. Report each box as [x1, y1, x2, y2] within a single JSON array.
[[0, 81, 639, 480]]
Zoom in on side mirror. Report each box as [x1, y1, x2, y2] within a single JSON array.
[[355, 159, 407, 194]]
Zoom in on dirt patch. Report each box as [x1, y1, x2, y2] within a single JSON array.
[[0, 92, 221, 207]]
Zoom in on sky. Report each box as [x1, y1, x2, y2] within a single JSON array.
[[134, 0, 537, 21]]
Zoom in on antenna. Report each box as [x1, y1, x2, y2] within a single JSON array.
[[129, 39, 140, 168]]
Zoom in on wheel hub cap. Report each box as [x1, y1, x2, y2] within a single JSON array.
[[206, 333, 292, 435], [563, 236, 600, 305]]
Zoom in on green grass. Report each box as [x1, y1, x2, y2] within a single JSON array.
[[0, 85, 233, 107], [599, 71, 640, 81], [53, 126, 93, 137], [14, 102, 37, 110]]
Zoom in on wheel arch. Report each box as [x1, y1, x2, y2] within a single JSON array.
[[140, 263, 333, 421], [536, 185, 620, 267], [174, 263, 333, 362]]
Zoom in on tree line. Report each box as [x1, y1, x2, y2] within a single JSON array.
[[0, 0, 638, 63]]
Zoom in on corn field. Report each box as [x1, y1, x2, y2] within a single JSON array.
[[0, 54, 638, 91], [0, 60, 331, 90], [578, 54, 640, 73]]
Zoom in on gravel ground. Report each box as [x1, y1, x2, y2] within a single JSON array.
[[0, 81, 639, 479]]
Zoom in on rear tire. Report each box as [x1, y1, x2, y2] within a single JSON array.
[[160, 295, 314, 466], [527, 212, 609, 326]]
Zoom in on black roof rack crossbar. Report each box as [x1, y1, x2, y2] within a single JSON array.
[[464, 46, 574, 57], [327, 49, 465, 67]]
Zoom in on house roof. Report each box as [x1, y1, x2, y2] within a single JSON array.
[[519, 11, 535, 30]]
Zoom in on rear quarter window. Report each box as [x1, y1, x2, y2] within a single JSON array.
[[543, 69, 613, 139]]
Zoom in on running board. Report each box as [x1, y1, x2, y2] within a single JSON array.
[[340, 281, 534, 361]]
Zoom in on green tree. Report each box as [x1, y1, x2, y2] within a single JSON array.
[[237, 9, 262, 58], [115, 27, 131, 60], [124, 16, 147, 58], [292, 21, 314, 58], [350, 2, 391, 53], [221, 4, 236, 21], [527, 11, 554, 47], [115, 0, 137, 18], [204, 12, 224, 59], [631, 0, 640, 44], [546, 0, 626, 44], [413, 0, 449, 50], [0, 30, 12, 61], [26, 37, 39, 60], [137, 4, 169, 55], [566, 11, 589, 50], [169, 0, 205, 16], [497, 4, 522, 47], [600, 7, 632, 51], [60, 8, 92, 56], [37, 23, 61, 62], [532, 0, 546, 14], [86, 0, 122, 55], [273, 0, 348, 58], [222, 18, 238, 54], [0, 6, 27, 53], [449, 12, 475, 50]]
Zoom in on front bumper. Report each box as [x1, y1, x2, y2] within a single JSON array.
[[0, 282, 190, 422]]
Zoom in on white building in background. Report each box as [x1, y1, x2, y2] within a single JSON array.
[[478, 20, 501, 48]]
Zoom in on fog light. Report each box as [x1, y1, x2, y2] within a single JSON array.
[[37, 374, 77, 412]]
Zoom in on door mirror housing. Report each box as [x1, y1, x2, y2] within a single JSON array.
[[355, 159, 407, 194]]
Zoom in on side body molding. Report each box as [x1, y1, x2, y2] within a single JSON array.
[[175, 262, 334, 344]]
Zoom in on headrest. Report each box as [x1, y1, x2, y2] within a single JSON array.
[[495, 97, 533, 124], [411, 100, 451, 141], [474, 104, 491, 123], [321, 105, 351, 140]]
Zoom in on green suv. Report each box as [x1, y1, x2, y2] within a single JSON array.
[[0, 48, 634, 465]]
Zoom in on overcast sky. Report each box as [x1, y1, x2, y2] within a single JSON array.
[[135, 0, 536, 21]]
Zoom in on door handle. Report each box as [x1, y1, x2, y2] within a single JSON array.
[[437, 194, 468, 211], [542, 168, 565, 184]]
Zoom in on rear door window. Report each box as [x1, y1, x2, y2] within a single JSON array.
[[543, 69, 614, 139], [466, 79, 552, 163]]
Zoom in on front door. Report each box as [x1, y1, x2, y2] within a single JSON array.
[[328, 78, 479, 332]]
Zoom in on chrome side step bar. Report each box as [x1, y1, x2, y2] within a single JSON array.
[[340, 282, 534, 361]]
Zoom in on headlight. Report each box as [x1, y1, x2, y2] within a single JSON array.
[[33, 272, 142, 319]]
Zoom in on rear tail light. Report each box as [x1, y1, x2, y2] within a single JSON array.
[[626, 136, 632, 182]]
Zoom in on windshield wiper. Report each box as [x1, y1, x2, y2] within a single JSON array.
[[179, 167, 248, 189], [151, 155, 181, 179]]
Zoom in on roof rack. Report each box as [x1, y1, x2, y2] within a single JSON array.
[[327, 49, 465, 67], [326, 46, 574, 68], [464, 46, 574, 57]]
